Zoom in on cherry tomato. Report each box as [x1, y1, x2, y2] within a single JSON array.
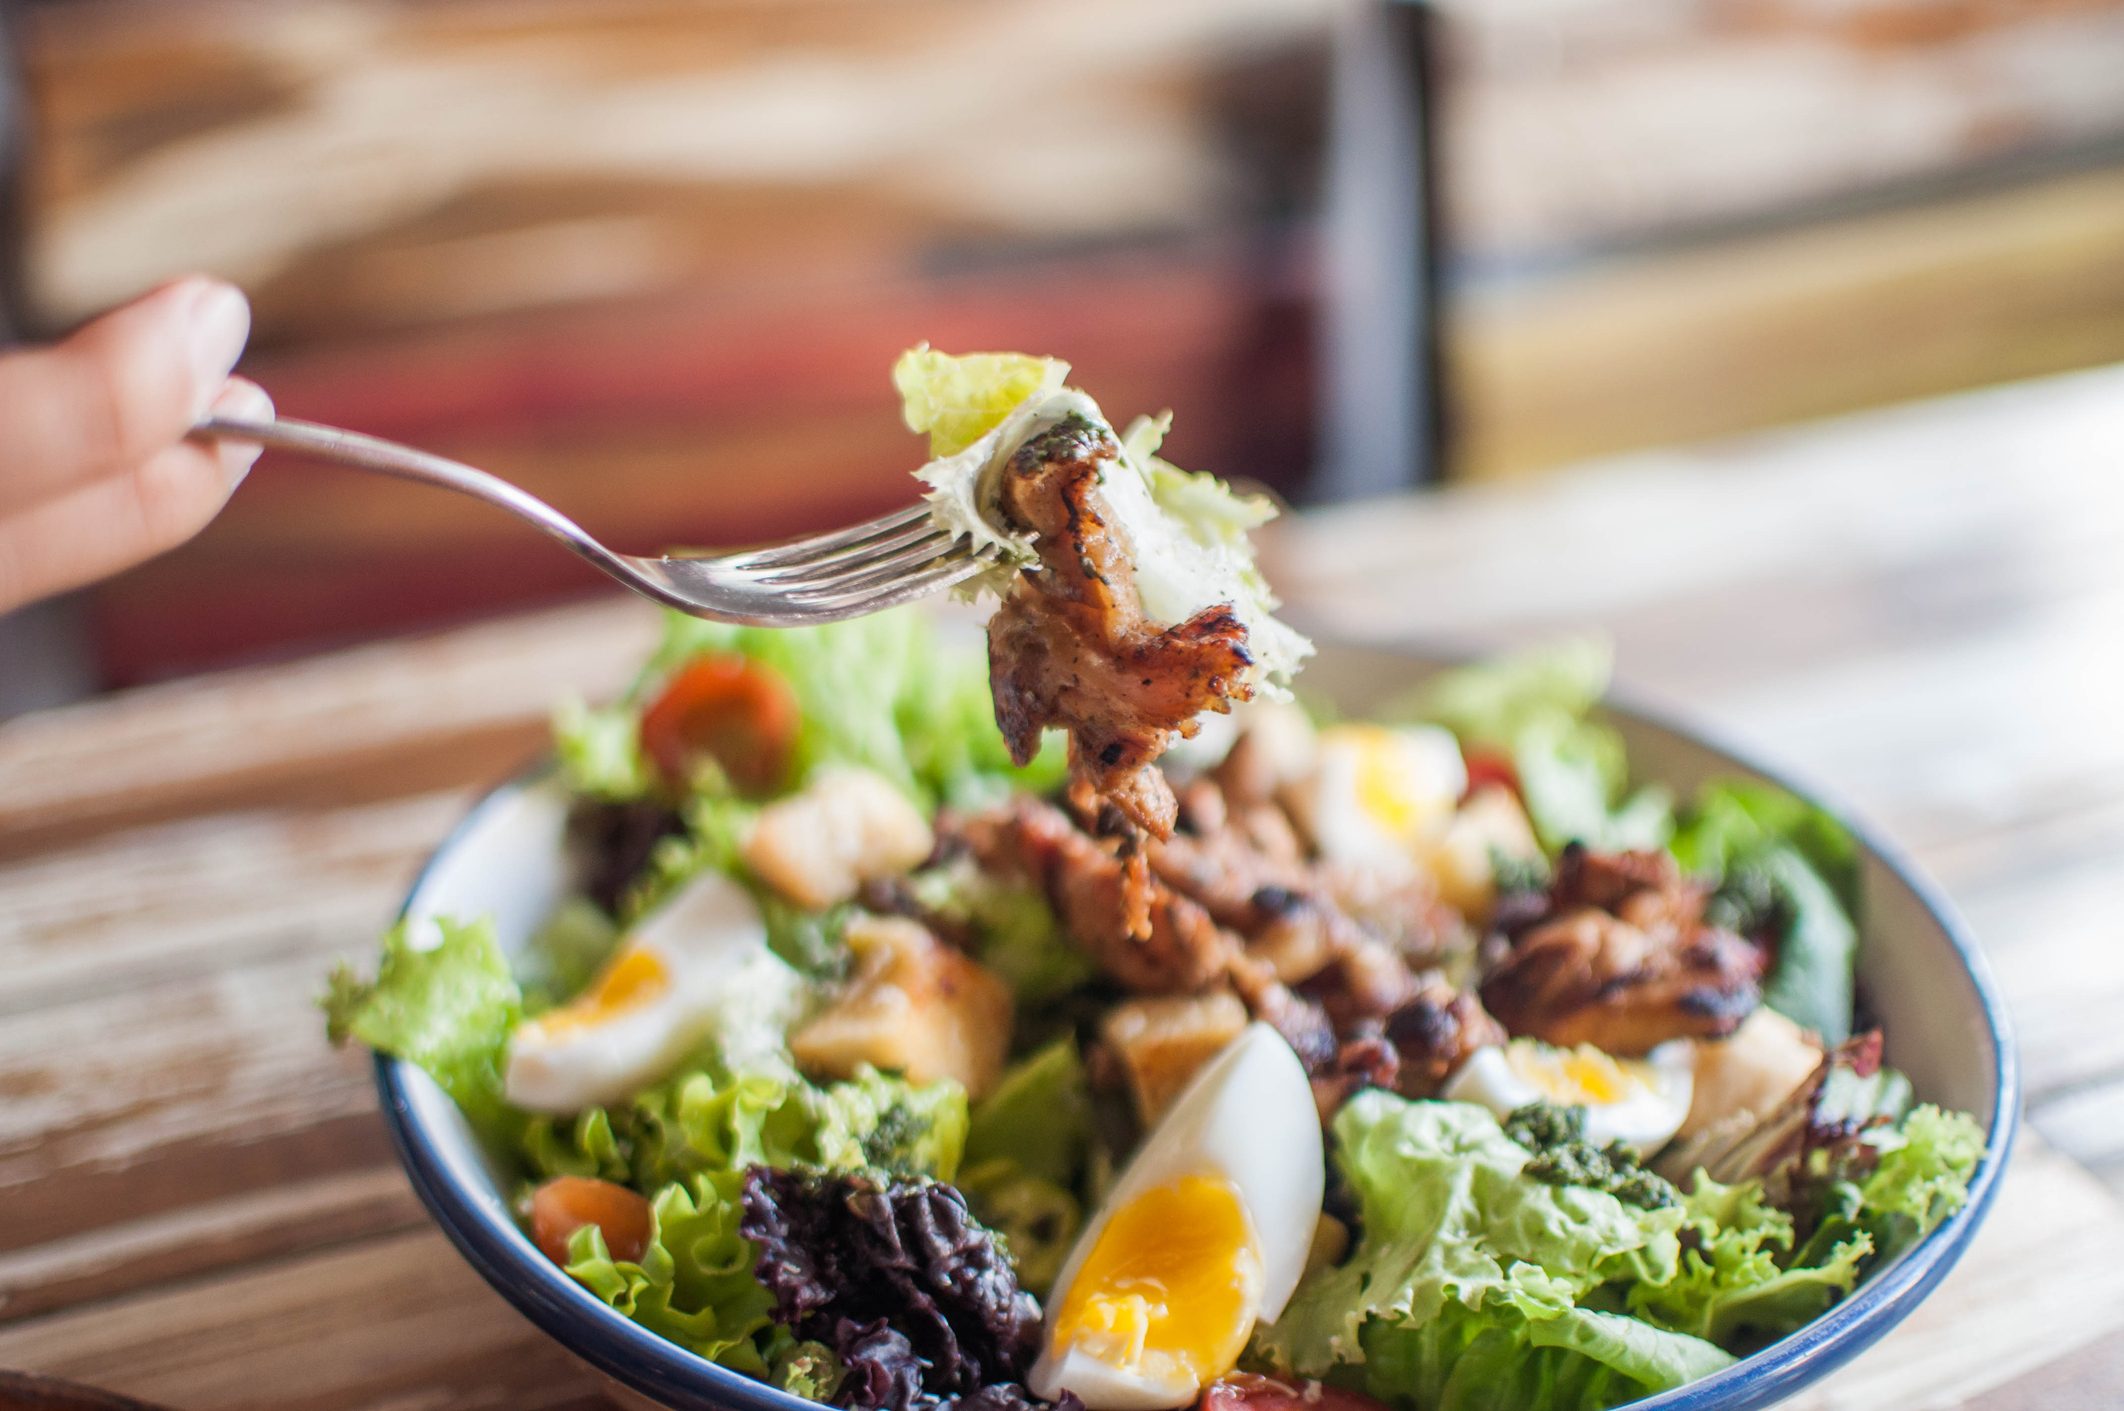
[[1462, 748, 1520, 801], [1200, 1373, 1391, 1411], [530, 1176, 653, 1266], [638, 655, 798, 796]]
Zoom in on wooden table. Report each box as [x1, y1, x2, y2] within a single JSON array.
[[6, 366, 2124, 1408]]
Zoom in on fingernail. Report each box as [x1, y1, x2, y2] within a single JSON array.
[[183, 279, 251, 393], [209, 378, 274, 487]]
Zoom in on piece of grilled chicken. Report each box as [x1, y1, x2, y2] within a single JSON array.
[[986, 415, 1256, 839]]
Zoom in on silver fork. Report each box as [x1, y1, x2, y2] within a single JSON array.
[[195, 414, 996, 626]]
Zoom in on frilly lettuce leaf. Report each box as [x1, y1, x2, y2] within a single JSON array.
[[323, 917, 523, 1143], [1627, 1175, 1868, 1350], [1254, 1094, 1715, 1395], [1795, 1104, 1985, 1270], [520, 1066, 818, 1190], [1396, 640, 1672, 853], [521, 1063, 969, 1191], [1359, 1293, 1733, 1411], [552, 696, 656, 802], [811, 1064, 971, 1182], [894, 345, 1068, 458], [564, 1170, 777, 1371]]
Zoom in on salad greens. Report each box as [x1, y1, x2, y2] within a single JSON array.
[[330, 355, 1991, 1411], [1672, 780, 1862, 1043], [1406, 639, 1870, 1045], [905, 861, 1094, 1011], [325, 916, 522, 1144], [1256, 1095, 1732, 1407], [961, 1039, 1098, 1293], [1396, 640, 1672, 855], [557, 609, 1067, 814]]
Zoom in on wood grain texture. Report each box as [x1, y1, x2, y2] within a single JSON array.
[[6, 367, 2124, 1404]]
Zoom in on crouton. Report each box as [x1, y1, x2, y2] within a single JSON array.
[[1422, 785, 1542, 919], [1100, 990, 1250, 1124], [744, 766, 933, 910], [791, 914, 1012, 1099]]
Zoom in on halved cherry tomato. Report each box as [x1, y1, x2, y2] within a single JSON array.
[[1462, 748, 1520, 801], [1199, 1373, 1391, 1411], [530, 1176, 653, 1266], [638, 655, 797, 796]]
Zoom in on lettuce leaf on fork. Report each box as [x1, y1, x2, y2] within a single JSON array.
[[892, 345, 1313, 690]]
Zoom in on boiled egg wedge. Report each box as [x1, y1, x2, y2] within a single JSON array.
[[1288, 723, 1466, 872], [503, 871, 802, 1112], [1030, 1023, 1322, 1411], [1443, 1037, 1695, 1154]]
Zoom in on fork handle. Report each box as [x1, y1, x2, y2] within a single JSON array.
[[196, 413, 633, 579]]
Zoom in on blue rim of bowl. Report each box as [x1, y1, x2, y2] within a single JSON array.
[[373, 679, 2019, 1411]]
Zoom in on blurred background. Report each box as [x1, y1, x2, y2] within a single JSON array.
[[5, 0, 2124, 695]]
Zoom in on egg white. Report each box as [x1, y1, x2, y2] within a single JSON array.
[[1443, 1039, 1695, 1154], [503, 871, 802, 1113], [1030, 1023, 1323, 1410], [1290, 723, 1467, 872]]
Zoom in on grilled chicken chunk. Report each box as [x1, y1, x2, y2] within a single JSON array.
[[954, 794, 1238, 993], [1481, 844, 1763, 1056], [987, 415, 1256, 837]]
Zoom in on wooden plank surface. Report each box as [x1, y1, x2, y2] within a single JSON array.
[[6, 367, 2124, 1405]]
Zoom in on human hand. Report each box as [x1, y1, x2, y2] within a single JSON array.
[[0, 275, 270, 615]]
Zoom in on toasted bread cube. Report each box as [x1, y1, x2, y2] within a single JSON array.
[[1101, 990, 1250, 1124], [744, 766, 933, 911], [1680, 1008, 1824, 1141], [791, 915, 1012, 1099], [1422, 785, 1542, 919]]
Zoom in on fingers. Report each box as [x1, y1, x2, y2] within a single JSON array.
[[0, 376, 273, 614], [0, 276, 251, 515]]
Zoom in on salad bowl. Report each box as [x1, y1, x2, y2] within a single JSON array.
[[373, 640, 2016, 1411]]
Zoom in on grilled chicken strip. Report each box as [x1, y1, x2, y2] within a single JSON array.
[[1481, 844, 1763, 1055], [953, 795, 1237, 993], [987, 415, 1256, 837]]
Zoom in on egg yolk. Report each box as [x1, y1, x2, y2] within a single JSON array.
[[530, 946, 670, 1037], [1507, 1042, 1644, 1106], [1336, 727, 1425, 840], [1049, 1175, 1264, 1389]]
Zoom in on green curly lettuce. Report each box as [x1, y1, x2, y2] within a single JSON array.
[[564, 1170, 778, 1370], [323, 916, 523, 1143], [1626, 1175, 1869, 1350], [520, 1066, 818, 1190], [1255, 1094, 1729, 1409], [811, 1065, 971, 1182], [1794, 1103, 1986, 1270], [521, 1063, 969, 1190], [553, 696, 657, 802]]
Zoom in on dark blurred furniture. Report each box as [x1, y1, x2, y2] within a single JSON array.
[[7, 0, 2124, 685]]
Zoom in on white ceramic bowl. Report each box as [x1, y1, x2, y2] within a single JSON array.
[[377, 642, 2016, 1411]]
